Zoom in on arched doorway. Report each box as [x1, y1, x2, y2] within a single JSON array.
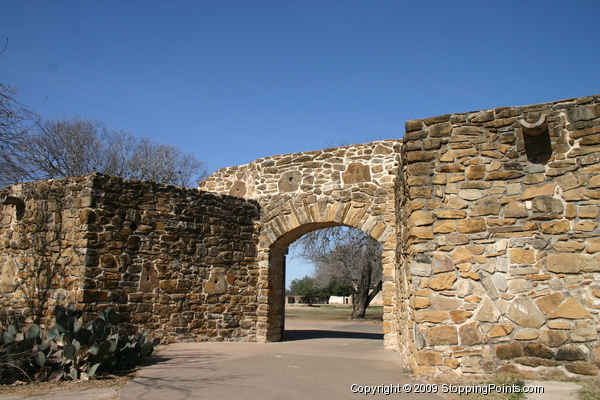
[[257, 211, 398, 350], [281, 225, 384, 339]]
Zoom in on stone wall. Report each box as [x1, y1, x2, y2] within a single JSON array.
[[201, 140, 403, 346], [2, 94, 599, 379], [0, 173, 260, 343], [402, 95, 600, 377]]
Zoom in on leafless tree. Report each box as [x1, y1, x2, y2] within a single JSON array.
[[127, 137, 207, 187], [4, 116, 208, 187], [292, 226, 382, 319], [0, 40, 41, 186]]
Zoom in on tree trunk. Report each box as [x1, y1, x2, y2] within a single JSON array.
[[350, 256, 373, 319]]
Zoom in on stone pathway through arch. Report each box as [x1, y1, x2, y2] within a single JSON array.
[[119, 319, 441, 400]]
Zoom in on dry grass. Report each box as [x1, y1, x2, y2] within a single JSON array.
[[579, 378, 600, 400], [0, 370, 135, 397], [285, 304, 383, 323]]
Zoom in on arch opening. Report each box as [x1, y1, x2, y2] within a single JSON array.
[[266, 223, 385, 342]]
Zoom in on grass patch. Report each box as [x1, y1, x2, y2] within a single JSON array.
[[285, 305, 383, 323], [580, 379, 600, 400]]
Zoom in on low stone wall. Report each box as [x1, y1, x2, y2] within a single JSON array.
[[402, 95, 600, 377], [0, 173, 260, 343]]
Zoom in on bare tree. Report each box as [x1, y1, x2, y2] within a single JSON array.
[[0, 40, 41, 186], [127, 137, 207, 187], [4, 117, 208, 187], [292, 226, 382, 319]]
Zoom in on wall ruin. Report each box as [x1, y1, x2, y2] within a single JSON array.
[[0, 173, 260, 343], [401, 94, 600, 377]]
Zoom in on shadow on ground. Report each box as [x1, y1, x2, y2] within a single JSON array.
[[283, 329, 383, 341]]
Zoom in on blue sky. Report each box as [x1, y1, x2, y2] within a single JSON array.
[[2, 1, 599, 287]]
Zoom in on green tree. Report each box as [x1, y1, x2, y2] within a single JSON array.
[[288, 276, 324, 305]]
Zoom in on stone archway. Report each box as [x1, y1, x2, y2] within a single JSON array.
[[201, 140, 403, 349], [261, 215, 394, 345]]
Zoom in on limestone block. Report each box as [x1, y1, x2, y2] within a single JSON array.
[[456, 280, 471, 298], [532, 197, 564, 214], [485, 171, 524, 181], [585, 238, 600, 253], [474, 297, 500, 322], [470, 196, 501, 217], [457, 219, 487, 233], [410, 211, 434, 226], [491, 273, 507, 292], [429, 122, 452, 137], [416, 350, 443, 366], [540, 328, 568, 348], [563, 188, 590, 201], [509, 249, 535, 264], [478, 272, 500, 300], [432, 253, 454, 274], [444, 194, 469, 209], [411, 226, 434, 240], [565, 363, 599, 376], [415, 310, 449, 323], [567, 104, 600, 122], [578, 205, 599, 218], [447, 234, 469, 245], [434, 210, 467, 219], [431, 295, 462, 310], [410, 262, 432, 277], [410, 296, 431, 309], [444, 358, 460, 369], [507, 278, 533, 294], [570, 320, 597, 342], [553, 241, 585, 252], [506, 297, 545, 328], [547, 321, 571, 330], [547, 298, 593, 319], [466, 165, 486, 180], [459, 321, 482, 345], [79, 208, 97, 224], [546, 253, 600, 274], [342, 163, 371, 184], [205, 273, 229, 295], [495, 342, 523, 359], [458, 189, 486, 201], [489, 325, 514, 338], [504, 202, 528, 220], [0, 259, 18, 293], [449, 310, 472, 324], [514, 328, 539, 340], [535, 292, 565, 314], [555, 345, 586, 361], [427, 325, 458, 345], [452, 247, 474, 264], [574, 220, 598, 231], [523, 342, 554, 359], [541, 220, 571, 234], [461, 357, 483, 374], [428, 272, 457, 291], [521, 182, 555, 200]]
